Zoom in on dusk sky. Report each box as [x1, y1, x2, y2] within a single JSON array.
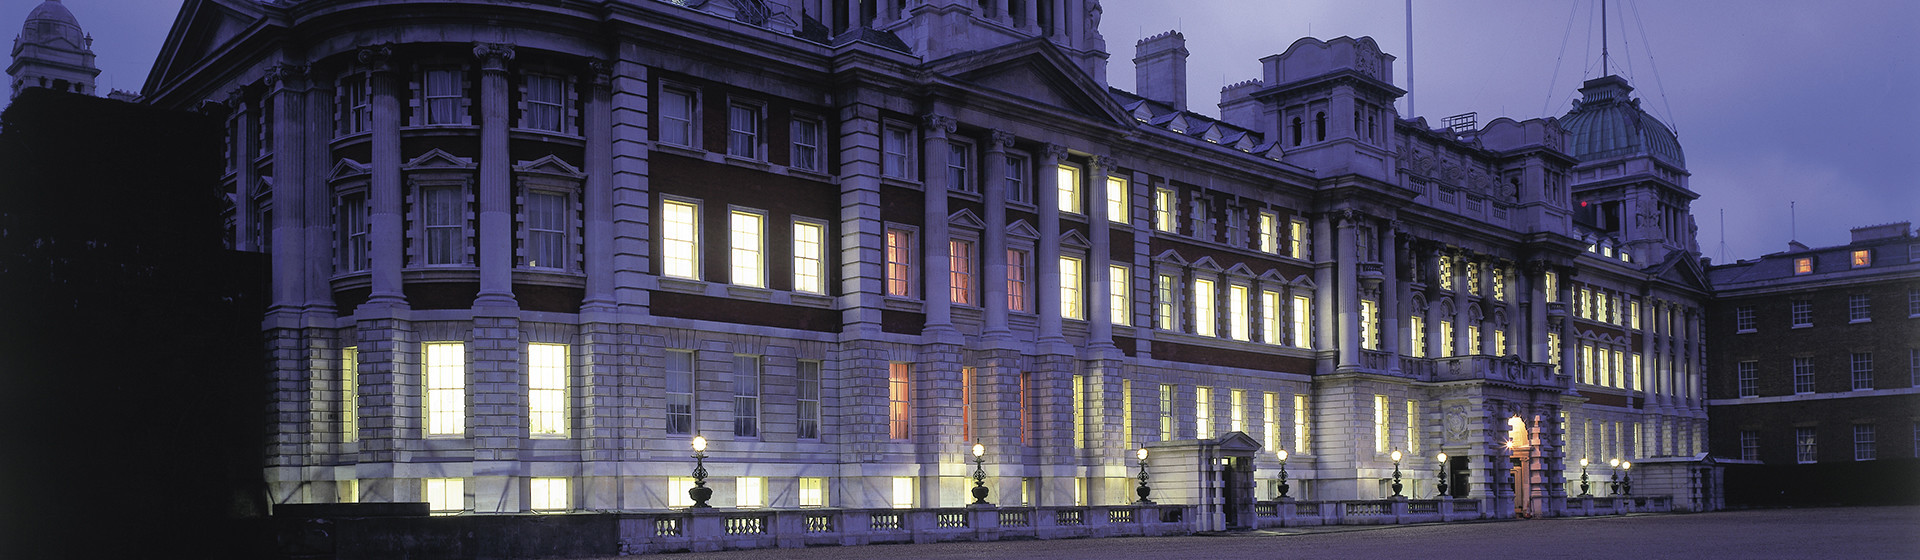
[[8, 0, 1914, 262]]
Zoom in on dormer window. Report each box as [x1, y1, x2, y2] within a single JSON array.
[[1794, 257, 1814, 275], [1851, 249, 1871, 268]]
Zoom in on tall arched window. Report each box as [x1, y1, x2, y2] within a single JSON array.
[[1314, 111, 1327, 142], [1290, 117, 1303, 146]]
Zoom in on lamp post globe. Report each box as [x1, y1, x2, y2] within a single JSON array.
[[970, 442, 991, 505], [1578, 457, 1592, 497], [1435, 452, 1450, 497], [1389, 450, 1404, 498], [1275, 448, 1291, 499], [1608, 458, 1622, 496], [1134, 447, 1155, 504], [1622, 461, 1633, 496], [688, 435, 713, 508]]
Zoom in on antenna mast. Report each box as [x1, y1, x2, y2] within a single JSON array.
[[1406, 0, 1414, 119], [1601, 0, 1610, 75], [1718, 209, 1728, 263], [1790, 201, 1797, 241]]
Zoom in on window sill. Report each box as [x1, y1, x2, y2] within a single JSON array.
[[657, 276, 706, 294], [1736, 329, 1757, 334], [726, 284, 774, 301], [789, 292, 834, 308], [882, 297, 924, 313], [879, 176, 923, 190], [1849, 319, 1872, 324], [786, 166, 833, 182], [1792, 324, 1812, 329], [722, 154, 771, 171], [653, 143, 706, 160]]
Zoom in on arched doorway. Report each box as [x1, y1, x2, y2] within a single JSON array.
[[1506, 416, 1533, 517]]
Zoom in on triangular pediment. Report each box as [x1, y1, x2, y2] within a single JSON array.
[[1191, 256, 1223, 272], [1214, 431, 1264, 452], [1152, 250, 1189, 266], [405, 149, 476, 170], [931, 38, 1134, 130], [948, 209, 986, 231], [1059, 229, 1091, 250], [1225, 263, 1257, 277], [144, 0, 274, 96], [329, 158, 370, 182], [1650, 249, 1712, 292], [514, 155, 583, 178], [1290, 274, 1317, 289], [1005, 220, 1039, 240], [1259, 269, 1289, 283]]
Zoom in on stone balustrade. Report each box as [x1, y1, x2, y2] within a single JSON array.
[[620, 504, 1194, 554], [1249, 497, 1485, 527]]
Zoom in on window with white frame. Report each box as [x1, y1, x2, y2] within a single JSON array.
[[661, 199, 700, 279], [668, 477, 695, 507], [1735, 306, 1756, 332], [1288, 218, 1308, 260], [1110, 265, 1129, 325], [797, 360, 821, 439], [1293, 394, 1311, 454], [1058, 164, 1082, 214], [1909, 288, 1919, 317], [1073, 374, 1086, 449], [530, 477, 568, 512], [523, 74, 567, 133], [1261, 290, 1281, 345], [529, 343, 567, 437], [1229, 285, 1250, 341], [1258, 210, 1278, 254], [1158, 383, 1174, 441], [665, 349, 695, 435], [735, 477, 765, 508], [1229, 389, 1245, 433], [1007, 249, 1031, 312], [791, 117, 822, 172], [425, 478, 464, 513], [1849, 294, 1871, 322], [659, 86, 695, 147], [1851, 352, 1873, 390], [340, 192, 370, 272], [950, 239, 976, 305], [1854, 424, 1876, 461], [1440, 259, 1456, 292], [883, 125, 912, 179], [1004, 155, 1030, 203], [342, 347, 358, 442], [1153, 187, 1176, 232], [727, 102, 761, 159], [891, 477, 914, 508], [1409, 315, 1426, 358], [1791, 300, 1812, 327], [1439, 320, 1454, 358], [1106, 175, 1129, 223], [948, 142, 973, 193], [1193, 278, 1216, 336], [1739, 430, 1759, 461], [1793, 356, 1815, 394], [1195, 386, 1213, 439], [1156, 274, 1177, 330], [1796, 426, 1818, 463], [524, 190, 568, 270], [1372, 394, 1389, 453], [888, 362, 910, 439], [799, 477, 827, 507], [885, 227, 914, 297], [1737, 361, 1758, 397], [423, 66, 465, 125], [1060, 256, 1084, 320], [734, 355, 761, 438], [1545, 271, 1559, 303], [422, 185, 468, 266], [792, 220, 826, 294], [1911, 348, 1919, 388], [1292, 295, 1311, 348], [1262, 392, 1278, 454], [1360, 300, 1378, 350], [1405, 400, 1420, 454], [339, 72, 371, 136], [1190, 197, 1210, 241], [424, 342, 465, 436]]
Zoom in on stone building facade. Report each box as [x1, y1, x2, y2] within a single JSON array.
[[9, 0, 99, 99], [141, 0, 1714, 519]]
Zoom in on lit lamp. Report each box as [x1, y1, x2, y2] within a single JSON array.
[[1275, 449, 1291, 499], [1134, 448, 1155, 504], [1435, 452, 1450, 497], [970, 442, 991, 506], [689, 435, 713, 508], [1578, 458, 1592, 497], [1390, 450, 1404, 498], [1608, 458, 1622, 496], [1621, 461, 1633, 496]]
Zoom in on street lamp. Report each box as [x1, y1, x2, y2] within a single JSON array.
[[689, 435, 713, 508], [1622, 461, 1633, 496], [1578, 458, 1592, 497], [1608, 458, 1622, 496], [1275, 449, 1291, 499], [970, 442, 991, 506], [1135, 448, 1155, 504], [1436, 452, 1450, 498], [1390, 449, 1404, 498]]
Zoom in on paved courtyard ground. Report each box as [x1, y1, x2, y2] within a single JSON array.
[[595, 506, 1919, 560]]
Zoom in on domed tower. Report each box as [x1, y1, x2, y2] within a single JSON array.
[[9, 0, 99, 100], [1558, 75, 1697, 264]]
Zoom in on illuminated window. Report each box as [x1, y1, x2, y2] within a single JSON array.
[[1852, 353, 1874, 390], [1854, 424, 1877, 461], [1195, 386, 1213, 439], [1123, 380, 1135, 448], [340, 193, 370, 272], [1107, 176, 1129, 223], [1060, 256, 1084, 320], [1360, 300, 1378, 350], [1229, 285, 1250, 341], [948, 142, 973, 193], [1153, 187, 1176, 232], [1372, 394, 1389, 453], [1058, 164, 1082, 214], [1007, 249, 1031, 312], [1409, 316, 1426, 358], [1628, 299, 1640, 329], [1258, 211, 1279, 253], [799, 477, 828, 507], [1548, 332, 1562, 373], [340, 480, 359, 503], [889, 362, 911, 439], [736, 477, 765, 508], [1630, 352, 1641, 390], [882, 125, 912, 179], [1739, 430, 1759, 461], [727, 103, 760, 158], [661, 199, 700, 279], [668, 477, 695, 507], [1262, 392, 1278, 453], [1849, 294, 1871, 322], [885, 228, 913, 297], [1156, 274, 1177, 330], [1288, 218, 1308, 260], [1852, 249, 1871, 268], [1438, 258, 1455, 291], [1110, 265, 1130, 325], [1158, 384, 1174, 441], [658, 87, 694, 146], [1544, 271, 1559, 303], [529, 343, 567, 437], [524, 74, 567, 133], [1794, 257, 1813, 275], [728, 210, 765, 287], [733, 355, 761, 438], [422, 185, 467, 266], [1793, 357, 1815, 394], [424, 342, 465, 436], [1405, 400, 1419, 454], [423, 67, 465, 125], [1466, 262, 1481, 296], [1578, 288, 1591, 319], [1795, 427, 1818, 463], [1073, 374, 1086, 449], [1467, 324, 1480, 355], [1261, 290, 1281, 345], [1193, 278, 1216, 336], [1791, 300, 1812, 327], [1019, 372, 1032, 445], [424, 478, 464, 514], [530, 477, 568, 512], [792, 220, 826, 294], [791, 117, 822, 171], [950, 240, 976, 305], [1493, 268, 1507, 301], [1439, 321, 1454, 358], [1737, 361, 1758, 397], [342, 347, 358, 442], [1004, 155, 1030, 203], [665, 350, 695, 435], [1735, 306, 1755, 332], [1292, 295, 1312, 348], [891, 477, 914, 508], [524, 191, 568, 270], [1229, 389, 1245, 433], [1495, 329, 1508, 357], [1293, 394, 1311, 454], [797, 360, 821, 439]]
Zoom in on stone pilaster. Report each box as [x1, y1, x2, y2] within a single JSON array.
[[354, 312, 413, 503], [980, 131, 1014, 339], [1334, 210, 1360, 369], [607, 55, 652, 313], [473, 42, 517, 308], [920, 113, 956, 335], [362, 45, 406, 308]]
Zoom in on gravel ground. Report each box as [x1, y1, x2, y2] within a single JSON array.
[[589, 506, 1920, 560]]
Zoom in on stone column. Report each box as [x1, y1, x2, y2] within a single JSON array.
[[981, 131, 1013, 339], [232, 89, 258, 253], [1528, 262, 1549, 363], [265, 64, 309, 313], [363, 46, 406, 308], [1478, 261, 1497, 355], [1087, 155, 1115, 348], [921, 114, 957, 336], [474, 43, 517, 308], [1379, 222, 1400, 371], [470, 42, 523, 514], [1335, 211, 1360, 369], [582, 61, 616, 313], [1037, 144, 1067, 344]]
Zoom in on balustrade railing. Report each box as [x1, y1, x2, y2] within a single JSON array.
[[613, 505, 1193, 555]]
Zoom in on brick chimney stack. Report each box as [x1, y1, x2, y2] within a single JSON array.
[[1134, 31, 1188, 111]]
